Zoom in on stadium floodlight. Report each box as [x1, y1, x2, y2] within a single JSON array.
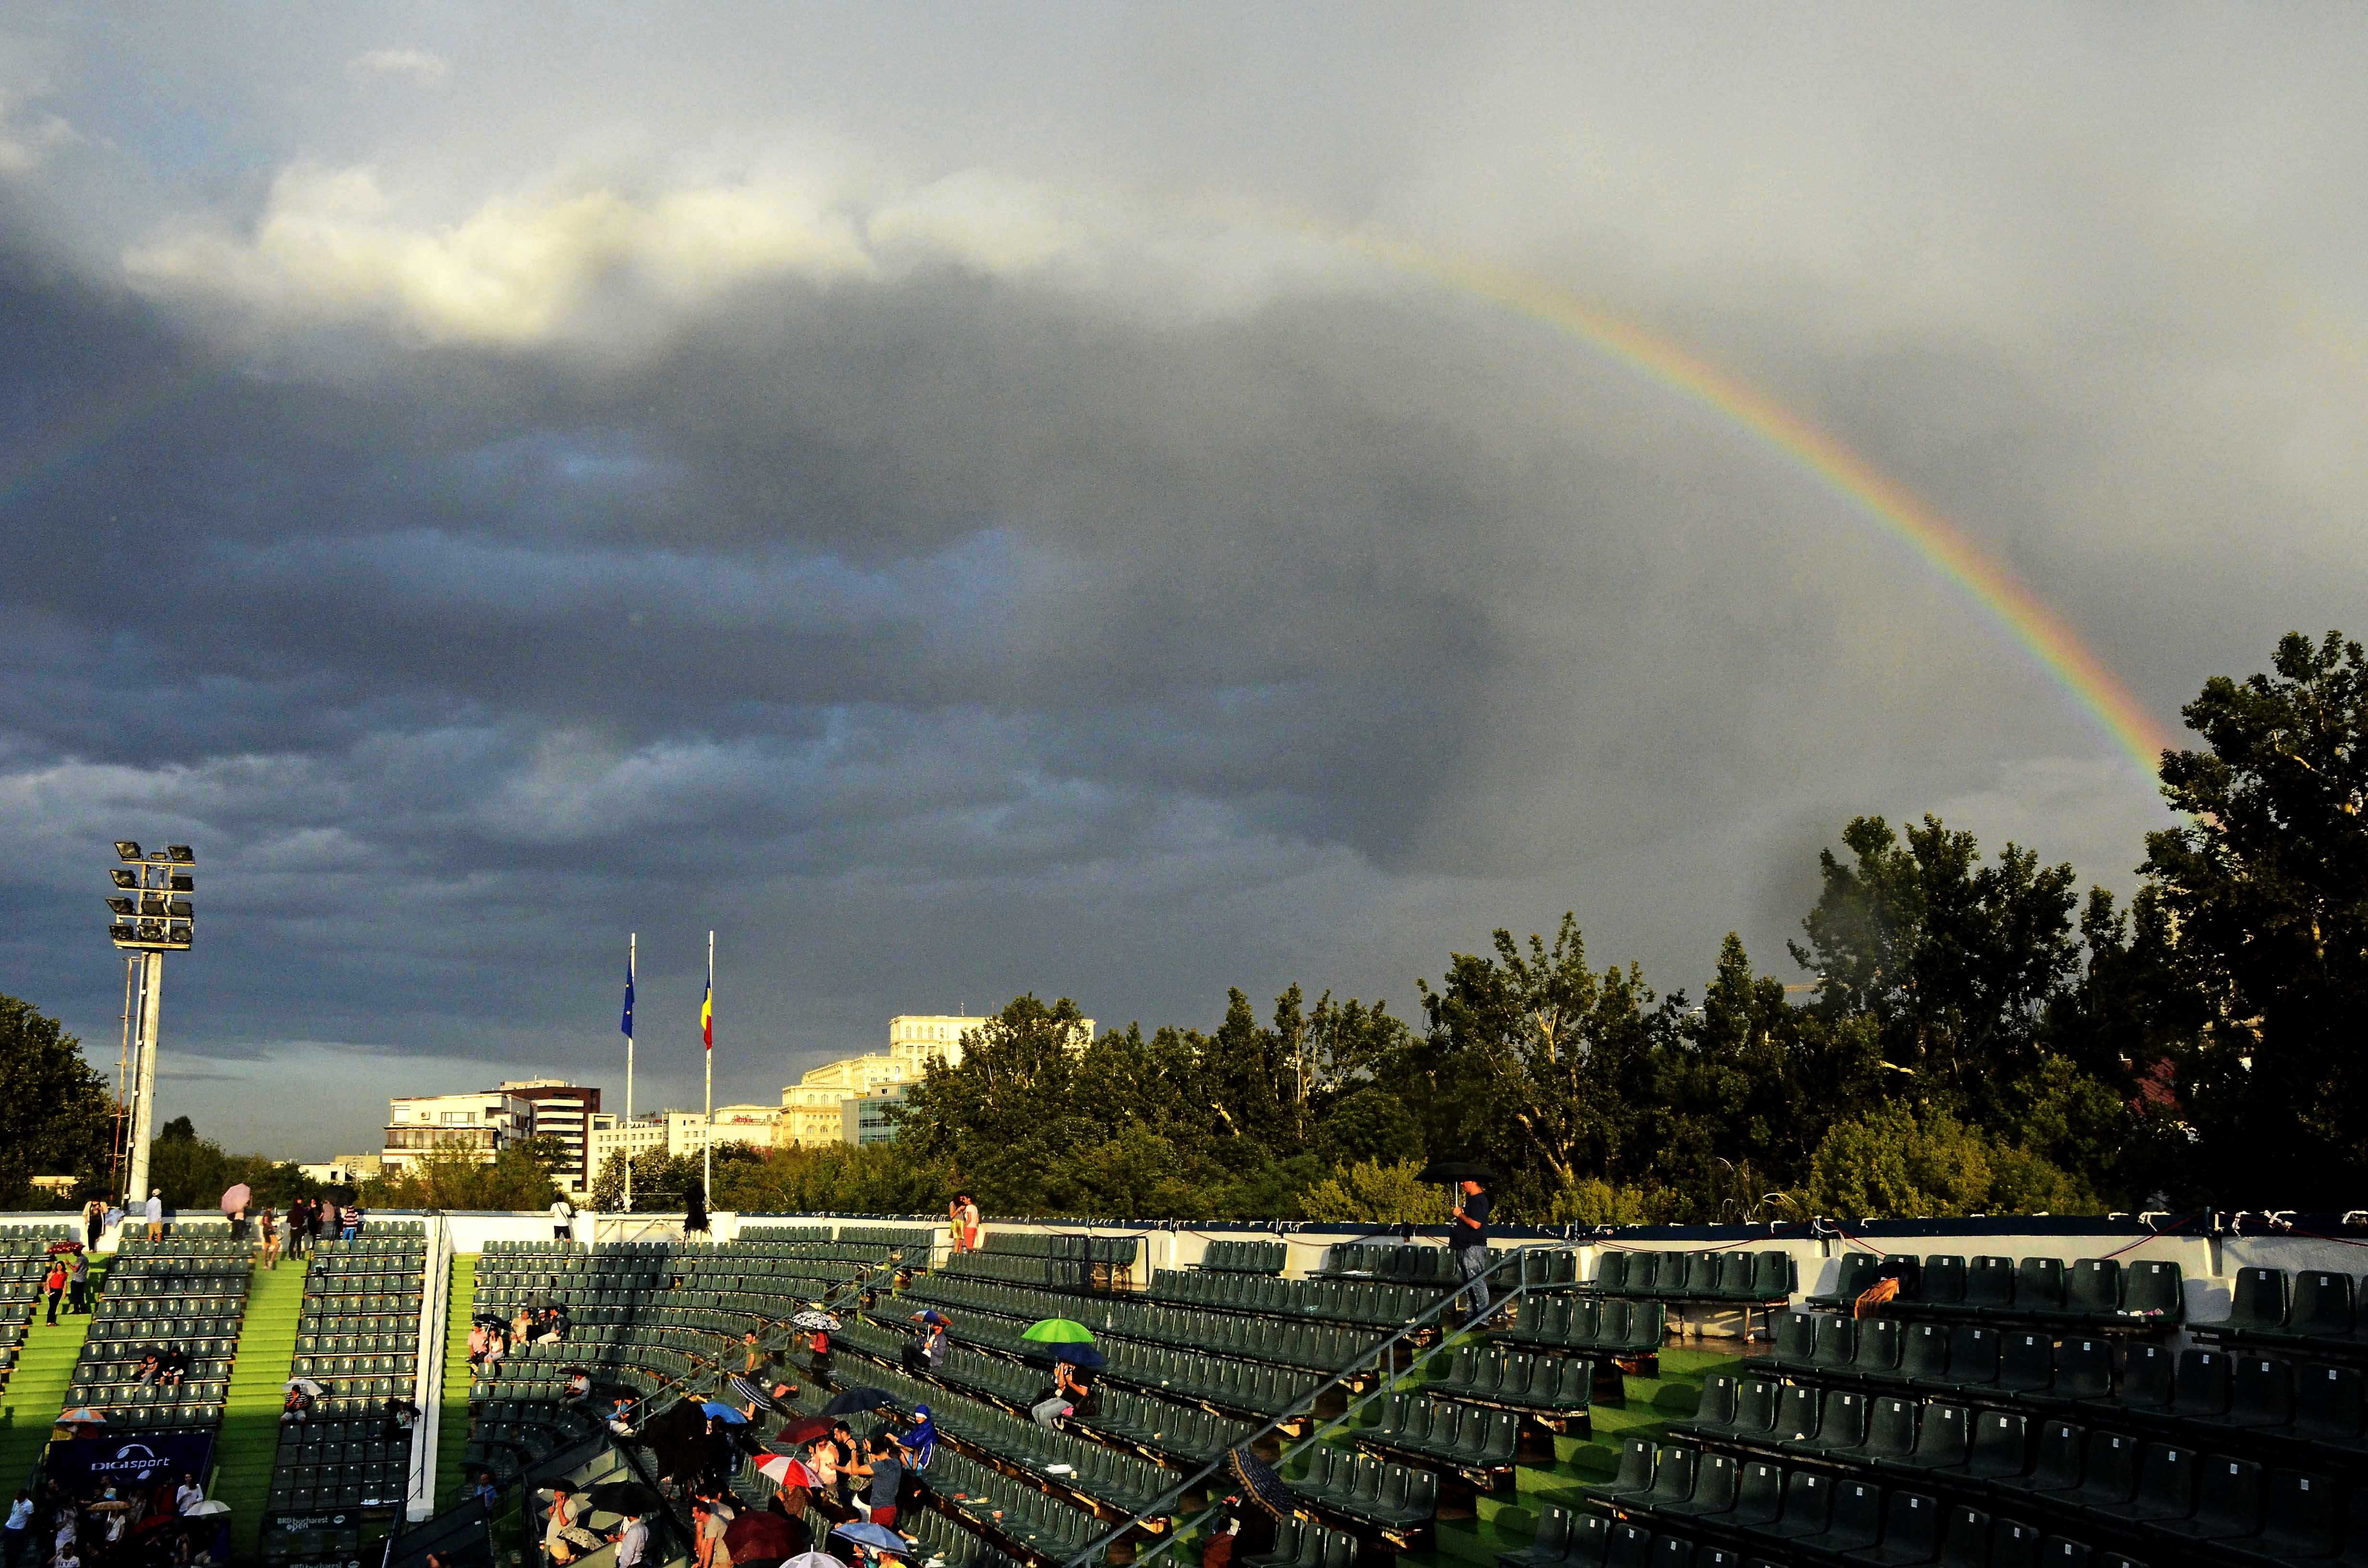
[[109, 836, 198, 1206]]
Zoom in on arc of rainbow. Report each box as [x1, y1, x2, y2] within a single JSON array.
[[1336, 231, 2179, 784]]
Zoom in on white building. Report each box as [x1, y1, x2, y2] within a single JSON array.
[[779, 1013, 1092, 1146], [381, 1090, 534, 1174], [297, 1154, 384, 1186], [586, 1105, 783, 1190]]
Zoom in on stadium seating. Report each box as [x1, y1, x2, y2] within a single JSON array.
[[264, 1225, 429, 1530], [1197, 1239, 1289, 1274], [1583, 1251, 1797, 1307], [1798, 1252, 2184, 1326], [65, 1233, 252, 1429]]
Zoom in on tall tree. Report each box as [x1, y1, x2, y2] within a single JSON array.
[[2143, 629, 2368, 1195], [0, 994, 114, 1208], [1791, 815, 2082, 1115]]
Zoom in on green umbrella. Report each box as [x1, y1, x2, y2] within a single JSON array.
[[1021, 1318, 1096, 1345]]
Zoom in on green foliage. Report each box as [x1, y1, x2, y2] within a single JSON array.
[[1299, 1159, 1451, 1224], [1802, 1102, 2095, 1219], [0, 994, 115, 1209], [2142, 629, 2368, 1196], [140, 1120, 319, 1212], [363, 1138, 569, 1211]]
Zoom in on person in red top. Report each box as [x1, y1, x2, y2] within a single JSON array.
[[42, 1262, 65, 1326]]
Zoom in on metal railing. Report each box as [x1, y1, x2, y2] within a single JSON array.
[[1060, 1244, 1566, 1568]]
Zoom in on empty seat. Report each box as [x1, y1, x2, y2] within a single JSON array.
[[1994, 1420, 2086, 1499], [2293, 1361, 2366, 1446], [2086, 1443, 2198, 1525], [2288, 1271, 2356, 1342], [2220, 1267, 2289, 1336], [2157, 1455, 2261, 1544], [2204, 1354, 2295, 1431], [1850, 1490, 1943, 1568], [1796, 1479, 1886, 1557], [2213, 1470, 2337, 1565], [1748, 1472, 1836, 1543], [1659, 1452, 1739, 1521], [1899, 1323, 1952, 1384], [1963, 1256, 2018, 1316], [1959, 1410, 2030, 1482], [1997, 1332, 2054, 1397], [1887, 1404, 1971, 1473]]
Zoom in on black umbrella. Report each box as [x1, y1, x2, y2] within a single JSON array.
[[1415, 1161, 1500, 1185], [1226, 1447, 1295, 1519], [473, 1313, 511, 1329], [586, 1482, 662, 1517], [729, 1377, 780, 1410], [822, 1387, 891, 1416]]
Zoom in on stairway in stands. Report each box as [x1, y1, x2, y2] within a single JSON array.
[[0, 1290, 99, 1483], [213, 1255, 309, 1553], [432, 1253, 478, 1508]]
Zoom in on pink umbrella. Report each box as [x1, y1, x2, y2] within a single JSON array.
[[219, 1184, 252, 1215], [756, 1455, 820, 1489]]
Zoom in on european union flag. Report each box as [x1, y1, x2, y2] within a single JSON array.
[[621, 963, 635, 1038]]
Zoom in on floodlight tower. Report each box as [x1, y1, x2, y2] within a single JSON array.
[[105, 840, 196, 1206]]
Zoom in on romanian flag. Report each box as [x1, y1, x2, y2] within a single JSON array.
[[701, 978, 713, 1051]]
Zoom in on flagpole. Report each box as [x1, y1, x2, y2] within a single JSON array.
[[703, 929, 714, 1205], [624, 933, 636, 1213]]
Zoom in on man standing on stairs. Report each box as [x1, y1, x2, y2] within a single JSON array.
[[1450, 1177, 1493, 1327], [4, 1487, 32, 1568], [551, 1196, 574, 1243], [145, 1191, 164, 1244]]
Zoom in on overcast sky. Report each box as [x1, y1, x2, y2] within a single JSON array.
[[2, 5, 2361, 1160]]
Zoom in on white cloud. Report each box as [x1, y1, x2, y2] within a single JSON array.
[[345, 48, 448, 85], [0, 88, 78, 173]]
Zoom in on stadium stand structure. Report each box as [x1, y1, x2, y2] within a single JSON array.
[[26, 1211, 2368, 1568], [63, 1230, 252, 1430], [258, 1223, 432, 1566]]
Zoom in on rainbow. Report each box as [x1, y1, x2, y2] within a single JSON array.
[[1340, 232, 2180, 784]]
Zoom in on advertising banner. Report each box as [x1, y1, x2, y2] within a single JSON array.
[[48, 1430, 217, 1495]]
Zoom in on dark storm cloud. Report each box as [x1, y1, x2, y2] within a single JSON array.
[[0, 5, 2360, 1154]]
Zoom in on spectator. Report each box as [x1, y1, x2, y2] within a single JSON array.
[[41, 1261, 64, 1326], [471, 1473, 499, 1510], [143, 1190, 164, 1244], [1031, 1361, 1089, 1429], [339, 1204, 361, 1242], [159, 1348, 189, 1389], [256, 1208, 280, 1272], [81, 1200, 105, 1251], [863, 1436, 902, 1528], [3, 1489, 30, 1568], [740, 1330, 763, 1376], [683, 1180, 710, 1239], [550, 1195, 574, 1242], [65, 1252, 89, 1316], [172, 1479, 201, 1518], [541, 1485, 586, 1567], [467, 1323, 489, 1369], [134, 1351, 162, 1385], [948, 1192, 981, 1253], [612, 1509, 648, 1568], [290, 1198, 314, 1257], [689, 1501, 731, 1568], [903, 1314, 947, 1373], [512, 1307, 534, 1347], [894, 1406, 938, 1472], [1450, 1178, 1494, 1324]]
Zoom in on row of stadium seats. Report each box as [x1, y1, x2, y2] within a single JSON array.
[[268, 1417, 416, 1512], [1196, 1238, 1288, 1274], [1591, 1428, 2338, 1566], [1355, 1395, 1524, 1476], [1581, 1250, 1798, 1304], [1425, 1345, 1598, 1419], [1811, 1253, 2185, 1326], [911, 1273, 1394, 1371], [2207, 1265, 2368, 1354], [1244, 1515, 1362, 1568], [1285, 1444, 1441, 1537], [1317, 1243, 1474, 1286], [975, 1230, 1143, 1265], [1501, 1297, 1671, 1358]]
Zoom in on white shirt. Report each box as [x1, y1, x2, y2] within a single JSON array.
[[176, 1485, 203, 1514], [146, 1196, 163, 1222], [551, 1200, 572, 1221], [615, 1519, 649, 1568], [5, 1498, 31, 1530]]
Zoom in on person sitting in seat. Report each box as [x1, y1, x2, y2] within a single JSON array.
[[282, 1387, 312, 1424], [133, 1351, 162, 1385], [157, 1348, 189, 1390]]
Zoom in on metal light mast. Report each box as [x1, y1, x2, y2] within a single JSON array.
[[105, 840, 196, 1207]]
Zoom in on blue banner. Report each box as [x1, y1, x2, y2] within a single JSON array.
[[48, 1429, 216, 1496]]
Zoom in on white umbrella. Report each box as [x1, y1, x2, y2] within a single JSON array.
[[783, 1555, 847, 1568], [184, 1501, 231, 1518], [283, 1377, 324, 1395]]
